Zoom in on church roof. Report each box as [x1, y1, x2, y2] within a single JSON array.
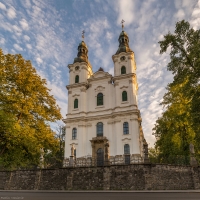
[[98, 67, 104, 72]]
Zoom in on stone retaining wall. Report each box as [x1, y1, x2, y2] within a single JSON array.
[[0, 164, 200, 190]]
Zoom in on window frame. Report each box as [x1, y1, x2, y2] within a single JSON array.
[[123, 122, 129, 135], [122, 91, 128, 101], [74, 99, 78, 109], [121, 66, 126, 74], [97, 93, 103, 106], [75, 75, 79, 83], [124, 144, 130, 154], [96, 122, 103, 137], [72, 128, 77, 140]]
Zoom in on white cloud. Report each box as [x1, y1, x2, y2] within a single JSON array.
[[0, 38, 5, 44], [19, 19, 29, 30], [7, 7, 16, 19], [0, 2, 6, 10], [24, 35, 30, 41], [175, 9, 185, 19], [190, 0, 200, 30], [117, 0, 135, 26], [13, 44, 23, 51], [26, 44, 32, 49], [36, 57, 43, 64]]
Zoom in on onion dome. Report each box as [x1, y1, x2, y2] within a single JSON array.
[[115, 30, 133, 55], [73, 40, 89, 63]]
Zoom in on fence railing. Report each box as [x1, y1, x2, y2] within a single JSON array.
[[63, 155, 144, 167]]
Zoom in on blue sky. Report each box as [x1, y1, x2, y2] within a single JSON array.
[[0, 0, 200, 146]]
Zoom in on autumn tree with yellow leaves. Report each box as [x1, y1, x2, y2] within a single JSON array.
[[0, 49, 62, 169]]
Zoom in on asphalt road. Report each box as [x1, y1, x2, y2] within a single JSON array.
[[1, 191, 200, 200]]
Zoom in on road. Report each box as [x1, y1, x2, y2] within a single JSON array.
[[0, 191, 200, 200]]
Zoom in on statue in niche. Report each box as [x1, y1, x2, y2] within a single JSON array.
[[71, 144, 75, 156]]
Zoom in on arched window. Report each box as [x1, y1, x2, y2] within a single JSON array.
[[72, 128, 77, 140], [74, 99, 78, 109], [121, 66, 126, 74], [75, 75, 79, 83], [124, 144, 130, 154], [123, 122, 129, 135], [122, 91, 127, 101], [97, 93, 103, 106], [96, 122, 103, 137]]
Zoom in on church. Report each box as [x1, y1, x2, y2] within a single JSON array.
[[63, 24, 146, 166]]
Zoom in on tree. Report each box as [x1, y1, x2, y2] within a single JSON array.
[[153, 20, 200, 162], [0, 49, 62, 169], [44, 125, 65, 168]]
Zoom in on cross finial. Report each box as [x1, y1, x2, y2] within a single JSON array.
[[82, 30, 85, 40], [121, 19, 125, 30]]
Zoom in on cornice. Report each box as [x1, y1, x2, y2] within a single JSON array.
[[112, 51, 134, 62], [113, 73, 136, 81], [63, 108, 141, 123], [66, 82, 88, 90]]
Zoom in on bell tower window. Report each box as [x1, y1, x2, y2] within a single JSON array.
[[74, 99, 78, 109], [97, 93, 103, 106], [122, 91, 127, 101], [121, 66, 126, 74], [75, 75, 79, 83]]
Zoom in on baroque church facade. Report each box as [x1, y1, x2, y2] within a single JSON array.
[[63, 27, 146, 165]]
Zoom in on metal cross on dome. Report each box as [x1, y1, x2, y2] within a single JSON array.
[[82, 30, 85, 40], [121, 19, 125, 30]]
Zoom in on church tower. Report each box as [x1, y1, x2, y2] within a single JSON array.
[[63, 25, 145, 166]]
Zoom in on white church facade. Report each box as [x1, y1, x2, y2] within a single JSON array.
[[63, 27, 146, 165]]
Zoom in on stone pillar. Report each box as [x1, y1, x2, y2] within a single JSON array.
[[189, 143, 198, 167]]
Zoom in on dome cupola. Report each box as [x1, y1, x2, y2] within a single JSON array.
[[73, 40, 88, 63], [115, 20, 133, 55], [74, 31, 89, 63]]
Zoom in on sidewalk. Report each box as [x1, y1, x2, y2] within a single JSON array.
[[1, 190, 200, 193]]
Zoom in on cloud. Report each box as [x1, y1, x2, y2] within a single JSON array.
[[117, 0, 135, 26], [7, 7, 16, 19], [190, 0, 200, 30], [13, 43, 23, 51], [0, 2, 6, 10], [36, 57, 43, 64], [19, 19, 29, 30], [24, 35, 30, 41], [175, 9, 185, 20]]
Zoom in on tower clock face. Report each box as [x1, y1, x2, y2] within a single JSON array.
[[75, 66, 79, 70], [120, 56, 125, 61]]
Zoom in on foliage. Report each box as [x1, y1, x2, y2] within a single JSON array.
[[0, 49, 62, 169], [44, 125, 65, 168], [153, 20, 200, 161]]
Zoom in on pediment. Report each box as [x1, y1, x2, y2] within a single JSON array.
[[93, 71, 107, 78]]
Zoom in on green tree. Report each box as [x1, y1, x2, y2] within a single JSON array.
[[44, 125, 65, 168], [153, 20, 200, 162], [0, 49, 62, 169]]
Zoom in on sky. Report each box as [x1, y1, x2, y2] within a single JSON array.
[[0, 0, 200, 147]]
